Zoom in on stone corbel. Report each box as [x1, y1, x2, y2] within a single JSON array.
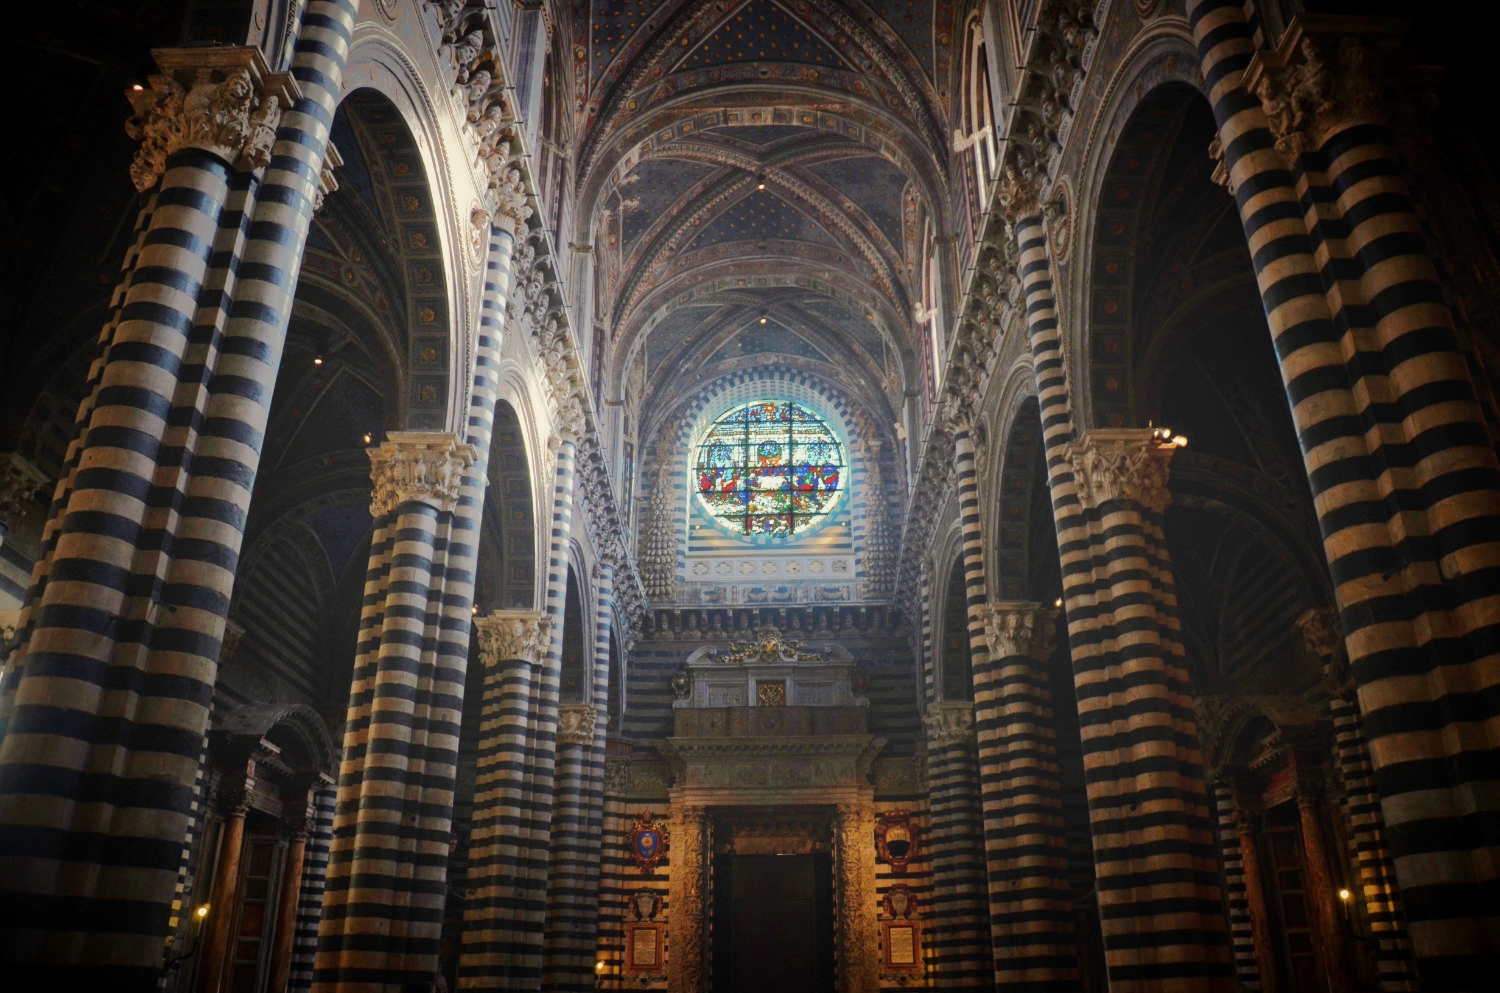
[[0, 452, 48, 535], [1063, 428, 1180, 514], [557, 703, 601, 745], [314, 142, 343, 215], [980, 601, 1057, 661], [474, 609, 551, 666], [125, 46, 302, 192], [367, 431, 478, 517]]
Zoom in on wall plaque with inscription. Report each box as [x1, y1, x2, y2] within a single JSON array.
[[882, 921, 920, 969], [625, 922, 663, 973]]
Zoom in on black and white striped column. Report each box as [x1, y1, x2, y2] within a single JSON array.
[[974, 601, 1075, 989], [922, 701, 993, 987], [0, 11, 353, 982], [460, 609, 551, 988], [1188, 6, 1500, 984], [541, 554, 614, 990], [288, 780, 336, 993], [315, 433, 477, 992], [1014, 205, 1231, 991]]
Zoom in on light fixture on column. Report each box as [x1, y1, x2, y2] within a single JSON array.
[[759, 313, 768, 324], [313, 354, 324, 366], [755, 173, 767, 191], [362, 432, 373, 445], [1053, 597, 1063, 608]]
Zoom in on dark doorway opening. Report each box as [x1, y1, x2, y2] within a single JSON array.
[[712, 853, 835, 993]]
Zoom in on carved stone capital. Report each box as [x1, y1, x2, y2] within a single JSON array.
[[367, 431, 477, 517], [474, 609, 550, 666], [219, 620, 246, 665], [1243, 15, 1409, 163], [1063, 428, 1179, 513], [980, 602, 1057, 661], [490, 162, 533, 234], [125, 46, 301, 192], [0, 453, 48, 533], [1295, 607, 1341, 659], [923, 701, 975, 746], [553, 390, 586, 443], [557, 703, 601, 745], [215, 779, 253, 818], [997, 160, 1043, 222]]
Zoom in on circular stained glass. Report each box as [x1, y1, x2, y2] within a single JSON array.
[[693, 400, 846, 539]]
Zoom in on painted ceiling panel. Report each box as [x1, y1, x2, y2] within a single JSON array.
[[864, 0, 935, 74], [618, 157, 718, 250], [803, 298, 885, 367], [278, 369, 383, 470], [675, 0, 853, 71], [589, 0, 670, 90], [687, 189, 840, 250], [704, 124, 813, 146], [329, 109, 379, 224], [708, 323, 831, 365], [304, 503, 371, 582], [646, 305, 718, 370], [807, 155, 909, 249]]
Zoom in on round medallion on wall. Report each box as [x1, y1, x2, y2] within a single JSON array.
[[875, 810, 920, 874], [1045, 177, 1075, 265]]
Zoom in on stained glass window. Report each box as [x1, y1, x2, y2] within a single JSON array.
[[693, 400, 846, 538]]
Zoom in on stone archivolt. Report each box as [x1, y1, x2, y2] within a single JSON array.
[[124, 46, 300, 192], [475, 609, 551, 666], [367, 432, 478, 517]]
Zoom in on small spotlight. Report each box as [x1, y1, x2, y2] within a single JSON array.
[[1053, 597, 1063, 608], [1172, 434, 1188, 448], [313, 354, 324, 366], [131, 83, 145, 92], [363, 432, 373, 445], [755, 173, 767, 191], [472, 604, 480, 616], [759, 315, 768, 324], [1338, 888, 1351, 902], [195, 904, 210, 919], [596, 961, 606, 973]]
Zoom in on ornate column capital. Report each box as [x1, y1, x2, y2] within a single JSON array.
[[0, 452, 48, 533], [923, 701, 975, 746], [1296, 605, 1353, 696], [980, 601, 1057, 661], [367, 431, 478, 517], [124, 46, 301, 192], [1063, 427, 1183, 513], [552, 388, 587, 443], [557, 703, 601, 745], [314, 142, 343, 215], [1243, 15, 1414, 163], [474, 609, 550, 666]]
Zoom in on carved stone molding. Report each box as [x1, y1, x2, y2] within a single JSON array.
[[980, 602, 1057, 661], [1063, 428, 1179, 513], [314, 143, 343, 214], [367, 431, 478, 517], [1243, 16, 1410, 163], [124, 46, 301, 192], [557, 703, 601, 745], [474, 609, 550, 666], [923, 701, 975, 747], [0, 452, 48, 533]]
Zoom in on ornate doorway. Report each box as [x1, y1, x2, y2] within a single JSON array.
[[713, 852, 835, 993]]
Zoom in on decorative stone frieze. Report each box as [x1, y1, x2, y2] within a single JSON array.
[[0, 452, 48, 534], [124, 46, 301, 192], [1063, 428, 1180, 514], [1243, 16, 1409, 162], [367, 431, 478, 517], [922, 701, 975, 746], [474, 609, 551, 666], [980, 602, 1057, 661], [557, 704, 600, 745]]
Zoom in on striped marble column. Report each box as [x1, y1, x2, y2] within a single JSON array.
[[1209, 783, 1261, 992], [1188, 6, 1500, 984], [288, 781, 336, 993], [0, 21, 350, 983], [541, 555, 615, 990], [1296, 608, 1418, 992], [1013, 206, 1230, 991], [921, 701, 994, 988], [315, 433, 477, 992], [974, 602, 1075, 990], [460, 609, 550, 988]]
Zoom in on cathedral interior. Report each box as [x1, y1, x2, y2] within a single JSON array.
[[3, 1, 1499, 991]]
